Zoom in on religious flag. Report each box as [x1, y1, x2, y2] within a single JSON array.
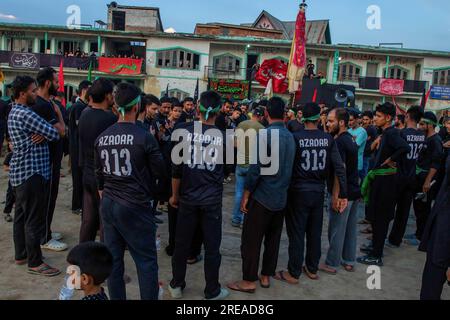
[[255, 59, 288, 94], [287, 2, 307, 93], [87, 61, 93, 82], [193, 78, 199, 102], [420, 88, 431, 110], [58, 59, 66, 107], [165, 84, 169, 98]]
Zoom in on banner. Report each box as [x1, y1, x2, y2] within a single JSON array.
[[210, 79, 249, 100], [430, 85, 450, 101], [379, 78, 404, 96], [9, 52, 40, 69], [255, 59, 288, 94], [98, 57, 143, 75]]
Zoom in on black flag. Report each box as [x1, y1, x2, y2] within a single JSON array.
[[193, 78, 199, 102]]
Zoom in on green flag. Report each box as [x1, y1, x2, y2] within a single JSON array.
[[87, 61, 93, 81]]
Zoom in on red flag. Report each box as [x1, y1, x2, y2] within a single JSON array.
[[288, 4, 307, 93], [312, 88, 318, 103], [58, 59, 66, 107], [420, 88, 431, 110], [392, 96, 406, 115]]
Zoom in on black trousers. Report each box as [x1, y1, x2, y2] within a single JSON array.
[[388, 177, 416, 246], [167, 204, 203, 258], [171, 202, 222, 300], [420, 256, 447, 300], [70, 155, 83, 211], [286, 190, 324, 278], [80, 174, 102, 243], [41, 160, 61, 245], [413, 174, 437, 241], [13, 175, 49, 268], [4, 180, 15, 214], [370, 175, 398, 258], [241, 199, 285, 282]]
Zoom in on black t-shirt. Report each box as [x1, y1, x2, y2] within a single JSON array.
[[95, 122, 166, 210], [328, 132, 360, 201], [291, 129, 347, 198], [215, 112, 229, 131], [417, 134, 444, 172], [0, 99, 9, 122], [287, 119, 305, 133], [78, 107, 117, 175], [373, 126, 410, 169], [31, 96, 63, 164], [363, 125, 378, 157], [397, 128, 425, 178], [178, 110, 196, 124], [172, 122, 224, 205], [68, 100, 89, 157]]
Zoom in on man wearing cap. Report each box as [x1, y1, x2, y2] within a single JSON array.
[[275, 102, 347, 283], [231, 107, 265, 228], [95, 83, 166, 300], [410, 112, 444, 245], [358, 103, 410, 266]]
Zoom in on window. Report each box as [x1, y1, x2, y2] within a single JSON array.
[[362, 102, 374, 112], [156, 49, 200, 70], [213, 54, 241, 74], [383, 66, 408, 80], [432, 69, 450, 85], [8, 38, 33, 53], [337, 63, 362, 81], [58, 41, 82, 55], [162, 89, 189, 101], [366, 62, 378, 77]]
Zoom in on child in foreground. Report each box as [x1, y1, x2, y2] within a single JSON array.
[[66, 242, 113, 300]]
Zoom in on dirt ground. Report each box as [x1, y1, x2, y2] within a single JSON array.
[[0, 157, 448, 300]]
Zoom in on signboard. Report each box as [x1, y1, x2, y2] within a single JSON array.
[[332, 51, 339, 84], [98, 57, 143, 75], [9, 53, 40, 70], [430, 85, 450, 101], [380, 78, 404, 96], [210, 79, 249, 100]]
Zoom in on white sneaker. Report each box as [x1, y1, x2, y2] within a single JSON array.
[[52, 232, 63, 241], [168, 285, 183, 299], [41, 239, 68, 252], [206, 288, 230, 301]]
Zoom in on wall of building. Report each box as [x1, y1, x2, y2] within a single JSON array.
[[144, 37, 210, 98], [108, 8, 160, 32]]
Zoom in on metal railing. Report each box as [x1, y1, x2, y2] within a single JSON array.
[[358, 76, 428, 93]]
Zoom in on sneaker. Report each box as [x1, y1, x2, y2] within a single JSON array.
[[223, 179, 229, 185], [357, 255, 383, 266], [206, 288, 230, 301], [41, 239, 68, 252], [52, 232, 63, 241], [385, 240, 400, 249], [404, 238, 420, 246], [4, 213, 13, 223], [168, 285, 183, 299], [226, 177, 232, 183]]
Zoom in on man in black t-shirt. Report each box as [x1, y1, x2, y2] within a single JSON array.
[[178, 97, 196, 124], [411, 112, 444, 244], [388, 106, 425, 247], [68, 80, 91, 214], [362, 111, 378, 177], [31, 67, 67, 252], [358, 103, 410, 266], [95, 83, 166, 300], [287, 107, 304, 133], [78, 78, 117, 243], [275, 103, 347, 284], [169, 91, 229, 301]]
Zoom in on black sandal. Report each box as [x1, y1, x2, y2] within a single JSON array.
[[187, 255, 203, 265]]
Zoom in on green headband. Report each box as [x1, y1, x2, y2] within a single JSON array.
[[421, 118, 437, 127], [302, 113, 321, 123], [117, 95, 141, 119], [199, 104, 221, 120]]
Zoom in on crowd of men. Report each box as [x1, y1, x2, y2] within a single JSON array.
[[0, 69, 449, 300]]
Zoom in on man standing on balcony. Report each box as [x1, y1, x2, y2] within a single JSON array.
[[31, 67, 67, 252], [69, 80, 92, 215]]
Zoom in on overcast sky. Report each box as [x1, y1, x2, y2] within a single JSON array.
[[1, 0, 449, 51]]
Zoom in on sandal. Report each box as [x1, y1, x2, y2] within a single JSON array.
[[40, 239, 68, 252], [342, 264, 355, 273], [187, 255, 203, 265], [28, 264, 61, 277], [303, 266, 319, 280], [319, 264, 337, 275], [259, 276, 271, 289], [273, 271, 299, 285], [227, 282, 256, 294], [15, 259, 27, 266]]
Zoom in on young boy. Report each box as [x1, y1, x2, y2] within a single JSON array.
[[66, 242, 113, 300], [3, 138, 14, 222]]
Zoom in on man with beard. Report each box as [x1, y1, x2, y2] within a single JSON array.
[[358, 103, 410, 266], [387, 106, 425, 248], [409, 112, 444, 246], [142, 94, 160, 136], [78, 78, 117, 243], [31, 67, 67, 252], [287, 107, 304, 133], [178, 97, 196, 123], [68, 80, 92, 215], [8, 76, 61, 276]]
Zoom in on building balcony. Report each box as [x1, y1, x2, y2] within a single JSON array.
[[358, 76, 428, 94]]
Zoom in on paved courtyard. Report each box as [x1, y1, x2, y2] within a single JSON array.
[[0, 158, 448, 300]]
